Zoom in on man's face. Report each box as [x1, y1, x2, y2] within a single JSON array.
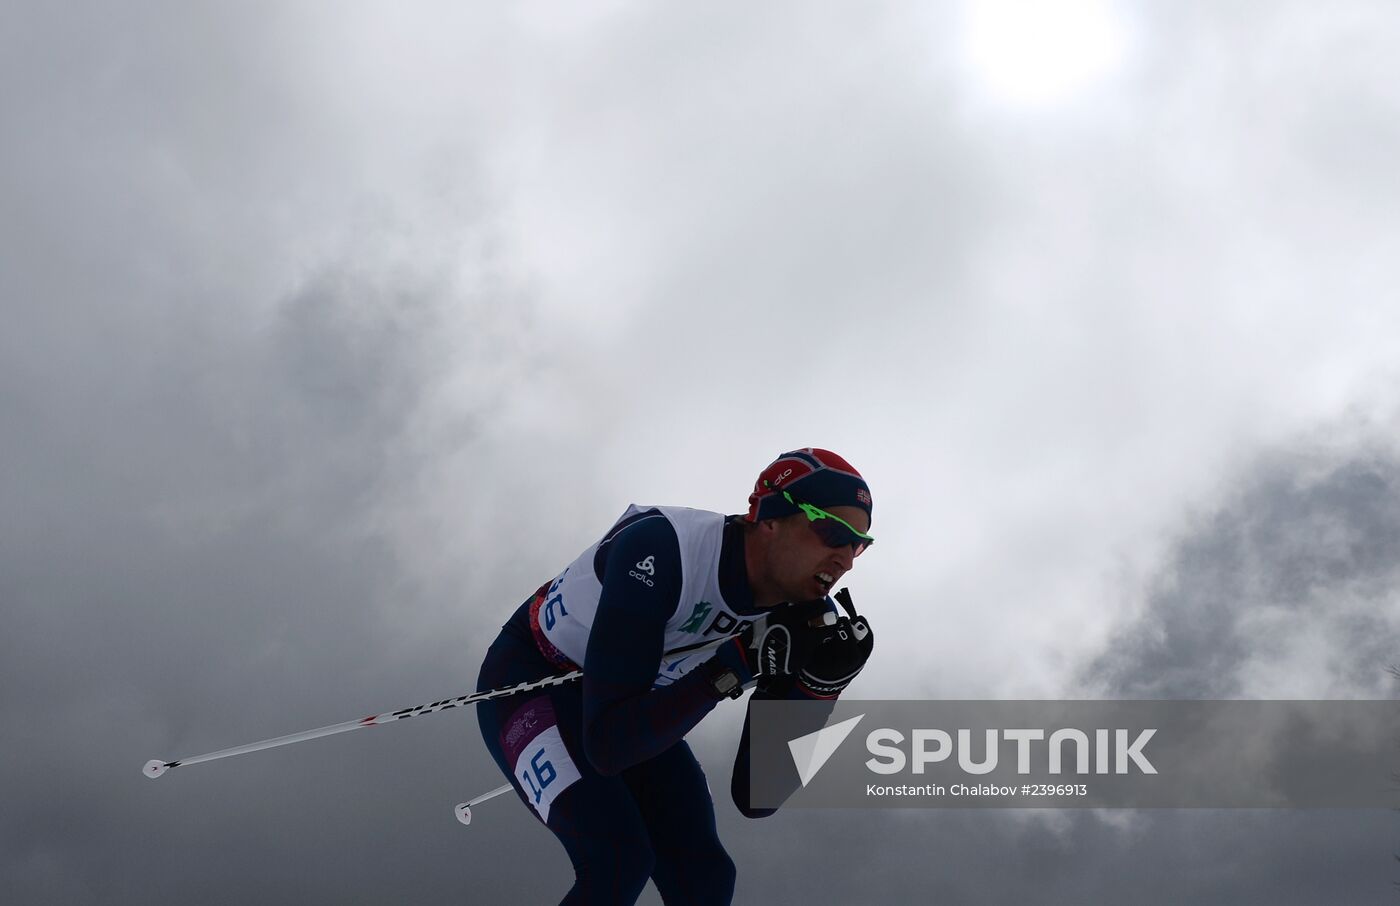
[[767, 504, 871, 602]]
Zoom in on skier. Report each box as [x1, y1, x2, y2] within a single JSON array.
[[475, 448, 876, 905]]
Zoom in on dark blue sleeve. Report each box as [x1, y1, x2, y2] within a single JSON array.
[[730, 677, 839, 818], [581, 513, 724, 776]]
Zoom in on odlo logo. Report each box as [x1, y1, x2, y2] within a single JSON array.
[[630, 555, 656, 587]]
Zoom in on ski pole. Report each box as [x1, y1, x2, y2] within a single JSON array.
[[143, 634, 736, 779], [143, 671, 583, 779], [454, 784, 514, 826]]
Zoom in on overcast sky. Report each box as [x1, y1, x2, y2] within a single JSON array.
[[4, 1, 1400, 903]]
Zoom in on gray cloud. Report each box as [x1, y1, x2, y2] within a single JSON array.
[[1084, 440, 1400, 699]]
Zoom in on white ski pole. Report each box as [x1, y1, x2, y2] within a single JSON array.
[[144, 635, 736, 779], [454, 784, 514, 826], [143, 671, 582, 779]]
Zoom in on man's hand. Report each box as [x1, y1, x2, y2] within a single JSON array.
[[710, 599, 837, 687], [796, 588, 874, 699]]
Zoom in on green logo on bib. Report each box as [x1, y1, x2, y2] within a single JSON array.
[[679, 601, 713, 633]]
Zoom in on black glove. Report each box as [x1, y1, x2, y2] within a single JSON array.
[[796, 588, 874, 698], [710, 598, 837, 687]]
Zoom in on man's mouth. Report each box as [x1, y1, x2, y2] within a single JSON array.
[[815, 571, 835, 592]]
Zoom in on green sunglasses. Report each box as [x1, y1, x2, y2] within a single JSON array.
[[779, 488, 874, 556]]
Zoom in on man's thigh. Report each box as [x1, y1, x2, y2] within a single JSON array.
[[622, 742, 736, 905]]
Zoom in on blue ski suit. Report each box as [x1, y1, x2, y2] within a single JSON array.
[[475, 506, 829, 905]]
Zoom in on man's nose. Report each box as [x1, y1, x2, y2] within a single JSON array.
[[832, 544, 856, 570]]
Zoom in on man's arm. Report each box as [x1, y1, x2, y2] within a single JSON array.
[[730, 677, 837, 818], [581, 515, 726, 776], [731, 595, 875, 817]]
